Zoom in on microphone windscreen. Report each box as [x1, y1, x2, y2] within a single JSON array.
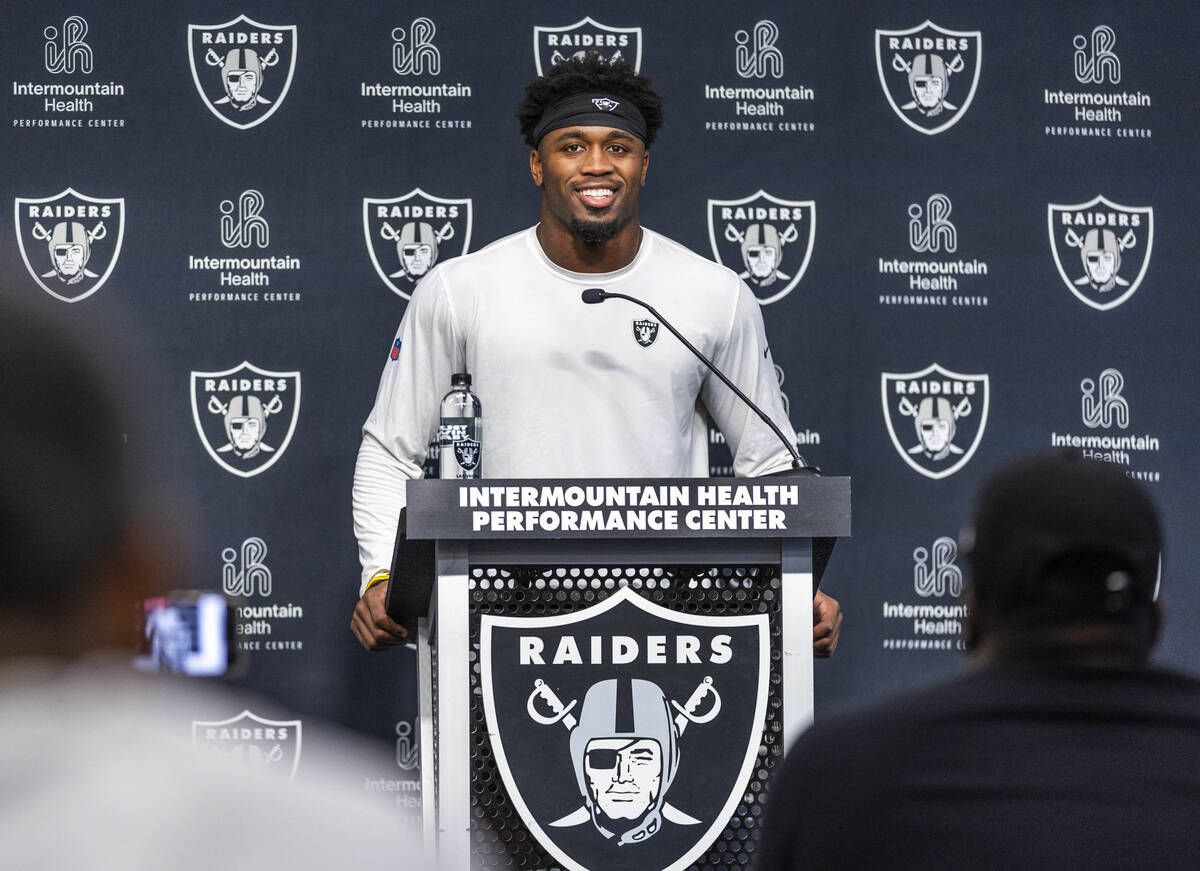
[[581, 288, 606, 304]]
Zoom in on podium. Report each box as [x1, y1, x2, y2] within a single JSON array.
[[398, 477, 850, 871]]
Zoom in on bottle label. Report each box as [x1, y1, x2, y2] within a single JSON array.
[[439, 417, 481, 478]]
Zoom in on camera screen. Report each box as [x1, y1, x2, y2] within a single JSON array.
[[134, 592, 231, 676]]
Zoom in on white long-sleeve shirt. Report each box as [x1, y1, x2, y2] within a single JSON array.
[[353, 227, 798, 593]]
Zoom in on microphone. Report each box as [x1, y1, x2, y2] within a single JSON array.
[[580, 287, 808, 471]]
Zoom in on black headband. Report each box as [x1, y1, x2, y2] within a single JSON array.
[[531, 92, 647, 146]]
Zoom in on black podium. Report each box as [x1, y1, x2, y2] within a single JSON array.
[[402, 477, 850, 871]]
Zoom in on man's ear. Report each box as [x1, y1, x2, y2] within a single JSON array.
[[529, 148, 543, 186], [640, 149, 649, 186]]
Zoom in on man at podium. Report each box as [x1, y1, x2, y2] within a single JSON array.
[[350, 55, 841, 655]]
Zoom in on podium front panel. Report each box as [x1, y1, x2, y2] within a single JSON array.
[[455, 561, 788, 871]]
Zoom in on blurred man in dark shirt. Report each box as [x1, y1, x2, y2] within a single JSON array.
[[757, 450, 1200, 871]]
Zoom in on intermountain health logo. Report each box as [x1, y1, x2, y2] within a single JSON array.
[[363, 189, 472, 298], [881, 363, 988, 479], [882, 536, 967, 652], [875, 20, 981, 135], [188, 15, 297, 129], [707, 191, 815, 305], [481, 587, 767, 871], [10, 15, 128, 129], [702, 20, 815, 134], [1047, 195, 1153, 310], [534, 17, 642, 75], [193, 710, 301, 780], [877, 193, 990, 307], [222, 536, 305, 652], [359, 17, 474, 131], [1049, 367, 1161, 482], [187, 189, 302, 303], [14, 187, 124, 302], [191, 361, 300, 478], [1044, 26, 1152, 139]]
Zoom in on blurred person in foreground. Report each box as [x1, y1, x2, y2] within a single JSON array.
[[0, 294, 424, 869], [757, 450, 1200, 870]]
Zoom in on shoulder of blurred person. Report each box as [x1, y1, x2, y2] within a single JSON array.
[[755, 451, 1200, 871]]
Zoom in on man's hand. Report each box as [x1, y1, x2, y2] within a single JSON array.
[[812, 590, 843, 658], [350, 580, 409, 651]]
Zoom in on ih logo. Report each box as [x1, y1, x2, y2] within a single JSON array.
[[188, 15, 297, 129], [222, 537, 272, 597], [193, 711, 301, 781], [534, 17, 643, 75], [875, 20, 982, 135], [220, 190, 269, 248], [393, 17, 440, 75], [736, 20, 783, 79], [633, 319, 659, 348], [44, 15, 93, 74], [882, 363, 989, 479], [363, 189, 473, 299], [914, 537, 962, 597], [1075, 25, 1120, 84], [1048, 195, 1153, 311], [190, 361, 301, 478], [909, 193, 956, 253], [708, 191, 815, 305], [14, 188, 125, 303], [395, 720, 419, 771], [1081, 368, 1129, 429], [481, 587, 768, 871]]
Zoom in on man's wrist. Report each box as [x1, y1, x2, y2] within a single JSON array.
[[364, 571, 390, 593]]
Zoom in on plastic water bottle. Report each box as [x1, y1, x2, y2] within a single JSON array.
[[438, 373, 482, 479]]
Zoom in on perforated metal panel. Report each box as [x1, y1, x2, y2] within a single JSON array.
[[458, 565, 784, 869]]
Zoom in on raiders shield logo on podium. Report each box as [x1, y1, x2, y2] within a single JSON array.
[[481, 587, 768, 871]]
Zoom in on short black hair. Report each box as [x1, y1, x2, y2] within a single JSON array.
[[516, 55, 664, 148]]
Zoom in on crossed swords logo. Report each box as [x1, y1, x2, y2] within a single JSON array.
[[526, 675, 721, 830], [206, 393, 283, 453], [724, 222, 799, 281], [32, 220, 105, 280], [379, 220, 455, 248], [1063, 226, 1136, 288], [204, 47, 279, 106], [891, 51, 964, 112], [897, 394, 972, 456]]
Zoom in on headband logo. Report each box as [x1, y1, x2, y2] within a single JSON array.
[[592, 97, 619, 112]]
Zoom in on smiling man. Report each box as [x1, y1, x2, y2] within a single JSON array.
[[351, 56, 841, 655]]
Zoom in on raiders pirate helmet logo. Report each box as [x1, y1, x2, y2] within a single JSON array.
[[481, 587, 768, 871], [14, 188, 125, 303], [188, 15, 298, 129], [881, 362, 989, 479], [633, 319, 659, 348], [363, 190, 473, 299], [534, 17, 643, 76], [875, 21, 982, 135], [190, 361, 301, 478], [1047, 195, 1153, 311], [707, 191, 815, 305], [192, 710, 302, 780]]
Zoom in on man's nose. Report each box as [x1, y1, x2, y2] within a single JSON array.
[[582, 145, 614, 174]]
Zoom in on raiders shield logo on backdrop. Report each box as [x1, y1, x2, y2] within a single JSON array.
[[481, 587, 768, 871], [193, 710, 302, 780], [881, 362, 989, 479], [188, 15, 297, 129], [14, 188, 125, 303], [633, 319, 659, 347], [1047, 194, 1153, 311], [363, 189, 473, 299], [534, 17, 643, 75], [707, 191, 815, 305], [190, 361, 301, 478], [875, 21, 982, 135]]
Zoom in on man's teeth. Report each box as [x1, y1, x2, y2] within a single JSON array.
[[580, 188, 614, 199]]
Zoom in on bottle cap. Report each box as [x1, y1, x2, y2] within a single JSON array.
[[451, 372, 472, 387]]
